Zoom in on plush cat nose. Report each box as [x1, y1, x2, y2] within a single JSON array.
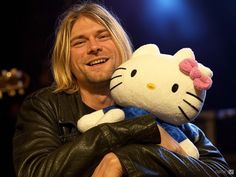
[[146, 83, 156, 90]]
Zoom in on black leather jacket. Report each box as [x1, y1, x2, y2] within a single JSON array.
[[13, 86, 233, 177]]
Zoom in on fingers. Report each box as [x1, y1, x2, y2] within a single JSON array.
[[92, 152, 123, 177]]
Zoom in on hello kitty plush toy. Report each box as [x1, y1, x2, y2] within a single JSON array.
[[77, 44, 213, 159]]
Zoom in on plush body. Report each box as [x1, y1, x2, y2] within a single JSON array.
[[77, 44, 213, 159]]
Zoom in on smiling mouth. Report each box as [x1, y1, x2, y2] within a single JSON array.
[[87, 58, 109, 66]]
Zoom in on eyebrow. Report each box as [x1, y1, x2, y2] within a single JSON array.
[[70, 29, 109, 43]]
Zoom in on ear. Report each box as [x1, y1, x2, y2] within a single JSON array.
[[132, 44, 160, 58], [198, 63, 213, 78], [174, 48, 195, 61]]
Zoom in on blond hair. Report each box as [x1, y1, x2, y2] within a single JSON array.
[[51, 2, 133, 93]]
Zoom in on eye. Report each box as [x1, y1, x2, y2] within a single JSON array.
[[71, 39, 86, 47], [98, 31, 111, 41], [172, 83, 179, 93], [131, 69, 137, 77]]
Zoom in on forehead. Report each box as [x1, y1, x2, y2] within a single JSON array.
[[71, 16, 107, 37]]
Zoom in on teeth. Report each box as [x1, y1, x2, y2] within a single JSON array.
[[89, 59, 107, 66]]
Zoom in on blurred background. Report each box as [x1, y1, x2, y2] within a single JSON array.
[[1, 0, 235, 176]]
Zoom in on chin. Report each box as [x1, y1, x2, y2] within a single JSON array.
[[89, 74, 112, 83]]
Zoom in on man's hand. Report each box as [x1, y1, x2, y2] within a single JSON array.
[[92, 152, 123, 177], [157, 125, 188, 156]]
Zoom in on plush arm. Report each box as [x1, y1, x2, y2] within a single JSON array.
[[77, 105, 146, 132], [77, 108, 125, 132]]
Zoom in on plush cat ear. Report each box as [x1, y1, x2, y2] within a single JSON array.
[[132, 44, 160, 59], [198, 63, 213, 78], [176, 48, 213, 78], [174, 48, 195, 61]]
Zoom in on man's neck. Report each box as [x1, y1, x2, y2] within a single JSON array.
[[79, 83, 114, 110]]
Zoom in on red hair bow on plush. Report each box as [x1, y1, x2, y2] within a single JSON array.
[[179, 58, 213, 91]]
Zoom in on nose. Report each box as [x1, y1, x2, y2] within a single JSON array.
[[87, 38, 102, 54], [146, 83, 156, 90]]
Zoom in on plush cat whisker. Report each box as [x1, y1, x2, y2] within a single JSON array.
[[183, 99, 199, 112], [110, 75, 122, 81], [110, 82, 123, 91], [186, 91, 203, 102], [178, 106, 191, 121], [114, 67, 126, 72]]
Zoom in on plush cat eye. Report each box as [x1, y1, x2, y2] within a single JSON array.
[[131, 69, 137, 77], [172, 83, 179, 92]]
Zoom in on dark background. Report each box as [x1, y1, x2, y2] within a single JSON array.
[[1, 0, 235, 176]]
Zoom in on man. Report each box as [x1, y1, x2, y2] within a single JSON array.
[[13, 2, 233, 177]]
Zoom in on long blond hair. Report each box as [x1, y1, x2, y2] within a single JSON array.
[[51, 2, 133, 93]]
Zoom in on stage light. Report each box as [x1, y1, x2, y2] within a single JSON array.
[[141, 0, 206, 41]]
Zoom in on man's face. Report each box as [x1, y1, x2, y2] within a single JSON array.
[[70, 15, 122, 87]]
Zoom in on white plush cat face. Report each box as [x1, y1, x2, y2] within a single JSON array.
[[110, 44, 213, 125]]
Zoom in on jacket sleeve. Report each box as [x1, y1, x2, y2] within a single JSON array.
[[114, 123, 233, 177], [13, 96, 161, 177]]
